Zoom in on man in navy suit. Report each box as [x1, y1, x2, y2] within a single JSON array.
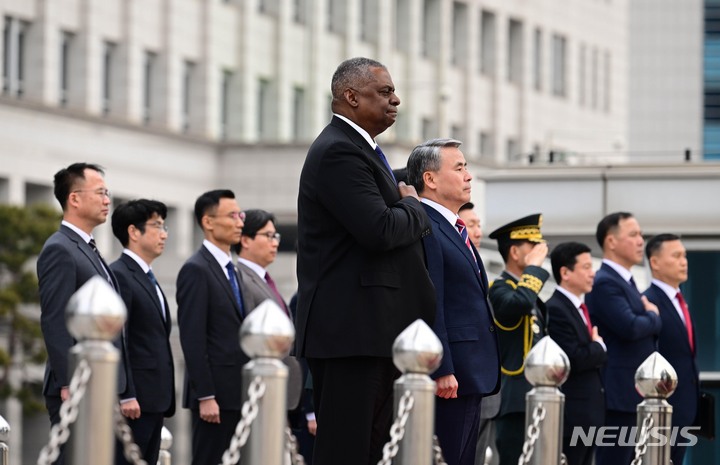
[[406, 139, 499, 465], [176, 190, 247, 465], [643, 234, 698, 465], [585, 212, 661, 465], [296, 58, 435, 465], [110, 199, 175, 465], [547, 242, 606, 465], [37, 163, 129, 465]]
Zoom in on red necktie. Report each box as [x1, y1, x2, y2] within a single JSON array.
[[579, 303, 593, 336], [676, 292, 695, 352], [265, 272, 291, 317]]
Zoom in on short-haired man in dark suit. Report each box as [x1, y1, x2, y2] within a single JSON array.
[[585, 212, 661, 465], [547, 242, 606, 465], [407, 139, 500, 465], [176, 189, 247, 465], [110, 199, 175, 465], [37, 163, 129, 465], [643, 234, 698, 465], [296, 57, 436, 465]]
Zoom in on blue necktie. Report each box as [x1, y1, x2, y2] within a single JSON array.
[[146, 269, 166, 320], [225, 262, 245, 316], [375, 145, 397, 183]]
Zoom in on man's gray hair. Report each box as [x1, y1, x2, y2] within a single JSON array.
[[331, 57, 386, 100], [406, 138, 463, 193]]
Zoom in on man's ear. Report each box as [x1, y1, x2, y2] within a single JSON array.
[[344, 88, 359, 107], [422, 171, 435, 191]]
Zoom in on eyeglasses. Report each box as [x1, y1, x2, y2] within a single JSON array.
[[255, 231, 281, 242], [145, 221, 169, 232], [73, 188, 111, 198], [209, 211, 246, 221]]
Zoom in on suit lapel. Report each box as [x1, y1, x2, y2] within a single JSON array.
[[60, 225, 118, 290], [238, 263, 276, 304], [331, 117, 397, 187], [651, 284, 692, 351], [555, 291, 590, 341], [122, 254, 167, 329], [200, 247, 243, 320]]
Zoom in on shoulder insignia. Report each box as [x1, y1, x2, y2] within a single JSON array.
[[518, 274, 543, 294]]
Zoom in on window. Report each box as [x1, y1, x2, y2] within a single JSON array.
[[451, 2, 468, 67], [422, 0, 440, 59], [182, 61, 194, 133], [551, 34, 567, 97], [3, 16, 29, 97], [257, 78, 270, 140], [451, 125, 464, 143], [292, 87, 305, 141], [578, 44, 586, 106], [533, 28, 542, 91], [394, 0, 410, 52], [60, 31, 74, 106], [479, 131, 494, 158], [603, 51, 611, 112], [102, 42, 115, 115], [591, 47, 598, 108], [143, 51, 156, 124], [292, 0, 306, 24], [506, 137, 520, 162], [507, 19, 523, 84], [480, 11, 496, 75], [327, 0, 345, 33], [422, 118, 436, 141], [220, 70, 233, 140]]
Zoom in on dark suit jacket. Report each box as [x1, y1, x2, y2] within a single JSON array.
[[585, 263, 661, 412], [296, 116, 436, 359], [176, 246, 248, 410], [489, 268, 549, 416], [546, 291, 606, 432], [110, 254, 175, 416], [422, 204, 499, 396], [643, 283, 699, 427], [37, 224, 128, 396]]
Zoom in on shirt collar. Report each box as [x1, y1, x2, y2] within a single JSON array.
[[420, 198, 458, 227], [334, 113, 377, 150], [556, 286, 583, 309], [62, 220, 92, 244], [651, 278, 679, 301], [122, 249, 151, 273], [602, 258, 634, 283], [238, 257, 266, 280], [203, 239, 233, 268]]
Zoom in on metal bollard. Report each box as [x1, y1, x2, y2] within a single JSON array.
[[522, 336, 570, 465], [65, 276, 127, 465], [239, 300, 295, 465], [0, 414, 9, 464], [156, 426, 172, 465], [633, 352, 677, 465], [391, 319, 443, 465]]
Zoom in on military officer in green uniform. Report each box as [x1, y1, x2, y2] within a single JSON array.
[[488, 213, 550, 465]]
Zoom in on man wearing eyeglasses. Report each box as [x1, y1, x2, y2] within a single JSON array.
[[176, 189, 249, 465], [37, 162, 129, 465], [109, 199, 175, 465]]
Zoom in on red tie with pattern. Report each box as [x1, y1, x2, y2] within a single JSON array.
[[455, 218, 479, 269], [265, 272, 291, 317], [579, 303, 593, 336], [676, 291, 695, 352]]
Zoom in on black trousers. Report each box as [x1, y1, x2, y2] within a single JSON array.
[[308, 357, 398, 465], [435, 394, 483, 465], [115, 412, 164, 465], [595, 410, 636, 465], [495, 412, 525, 465], [190, 408, 240, 465], [45, 395, 65, 465]]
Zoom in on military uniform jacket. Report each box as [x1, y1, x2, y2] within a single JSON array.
[[489, 267, 549, 416]]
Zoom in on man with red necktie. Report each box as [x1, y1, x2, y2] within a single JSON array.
[[643, 234, 699, 465], [406, 138, 500, 465], [547, 242, 607, 465]]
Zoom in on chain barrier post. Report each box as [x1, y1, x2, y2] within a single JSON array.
[[520, 336, 570, 465], [237, 300, 295, 465], [65, 276, 127, 465], [157, 426, 172, 465], [0, 414, 9, 464], [632, 351, 677, 465], [388, 319, 443, 465]]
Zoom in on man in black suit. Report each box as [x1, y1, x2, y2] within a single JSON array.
[[176, 190, 247, 465], [407, 139, 500, 465], [110, 199, 175, 465], [643, 234, 699, 465], [547, 242, 607, 465], [37, 162, 129, 465], [296, 57, 436, 465]]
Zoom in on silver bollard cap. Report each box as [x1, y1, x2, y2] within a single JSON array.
[[634, 351, 678, 399], [160, 426, 173, 450], [392, 319, 443, 374], [239, 299, 295, 358], [66, 276, 127, 341], [0, 414, 9, 442], [524, 336, 570, 387]]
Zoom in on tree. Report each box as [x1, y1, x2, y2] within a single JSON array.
[[0, 203, 60, 412]]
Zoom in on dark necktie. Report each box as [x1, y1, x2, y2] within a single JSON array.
[[579, 303, 593, 336], [455, 218, 478, 269], [88, 238, 114, 289], [629, 276, 637, 290], [265, 272, 290, 317], [374, 145, 397, 184], [676, 291, 695, 352], [225, 262, 245, 317], [146, 269, 166, 321]]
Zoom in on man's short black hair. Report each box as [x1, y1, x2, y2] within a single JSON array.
[[459, 202, 474, 212], [233, 209, 276, 254], [550, 241, 592, 284], [645, 233, 681, 261], [112, 199, 168, 247], [53, 163, 105, 211], [194, 189, 235, 228], [595, 211, 634, 248]]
